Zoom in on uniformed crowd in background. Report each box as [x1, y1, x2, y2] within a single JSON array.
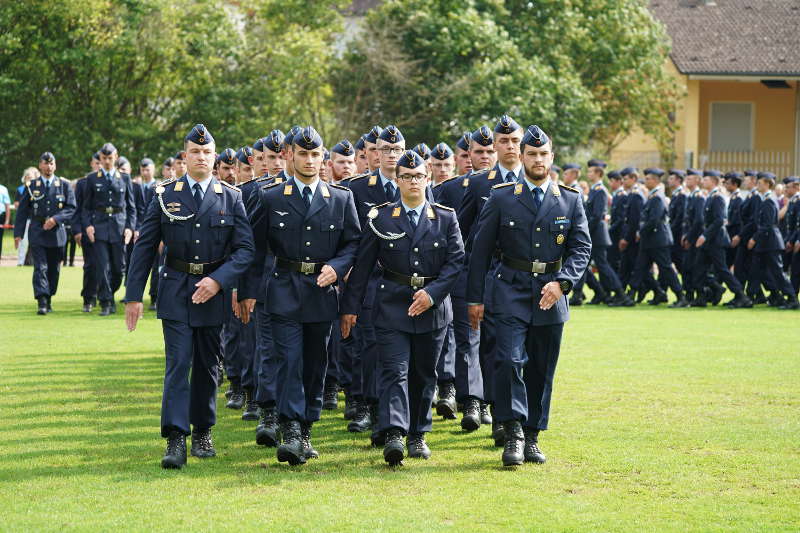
[[9, 114, 800, 471]]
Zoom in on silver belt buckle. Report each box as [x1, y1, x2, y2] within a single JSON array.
[[410, 274, 424, 288], [531, 261, 546, 274], [105, 207, 114, 214], [300, 261, 316, 275], [189, 262, 203, 275]]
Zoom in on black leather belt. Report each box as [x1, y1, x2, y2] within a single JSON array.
[[275, 256, 324, 275], [96, 206, 122, 214], [501, 254, 562, 274], [165, 256, 224, 275], [383, 268, 436, 289]]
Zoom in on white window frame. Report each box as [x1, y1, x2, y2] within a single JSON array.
[[708, 101, 755, 152]]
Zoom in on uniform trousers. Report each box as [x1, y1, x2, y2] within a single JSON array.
[[31, 245, 62, 299]]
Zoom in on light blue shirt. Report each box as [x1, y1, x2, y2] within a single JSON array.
[[523, 176, 552, 198], [498, 163, 522, 183], [184, 174, 212, 199], [294, 177, 320, 201], [379, 170, 397, 197], [0, 184, 10, 214], [401, 200, 425, 223]]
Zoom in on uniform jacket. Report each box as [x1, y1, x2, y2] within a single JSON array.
[[609, 188, 628, 239], [241, 177, 360, 323], [753, 192, 784, 252], [457, 166, 519, 248], [240, 175, 286, 302], [668, 186, 686, 241], [125, 175, 255, 327], [683, 188, 705, 241], [433, 174, 469, 211], [622, 185, 646, 243], [14, 175, 76, 247], [81, 168, 136, 242], [701, 188, 731, 247], [739, 191, 761, 242], [341, 200, 464, 334], [639, 188, 673, 249], [726, 190, 743, 239], [586, 182, 612, 247], [786, 193, 800, 244], [467, 181, 591, 326]]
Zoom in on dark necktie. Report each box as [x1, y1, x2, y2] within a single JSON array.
[[407, 209, 418, 230], [193, 183, 203, 207], [385, 181, 397, 202], [532, 187, 543, 210], [302, 186, 312, 209]]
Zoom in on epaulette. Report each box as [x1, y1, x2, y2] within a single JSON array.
[[470, 169, 490, 178], [221, 181, 240, 192], [255, 176, 272, 182], [433, 177, 454, 189], [558, 183, 580, 193], [434, 202, 455, 212], [374, 202, 391, 209], [328, 182, 350, 191], [262, 181, 282, 190], [492, 182, 515, 189], [155, 177, 177, 193], [348, 172, 371, 182], [238, 177, 258, 186]]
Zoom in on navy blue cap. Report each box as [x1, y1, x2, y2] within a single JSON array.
[[397, 150, 426, 170], [40, 152, 55, 162], [163, 157, 175, 167], [92, 151, 100, 161], [413, 143, 431, 160], [174, 151, 185, 161], [494, 115, 521, 135], [253, 137, 266, 152], [562, 163, 580, 171], [185, 124, 214, 145], [551, 164, 562, 174], [521, 125, 550, 148], [644, 167, 665, 177], [332, 139, 355, 157], [784, 176, 800, 184], [100, 143, 117, 155], [263, 129, 284, 153], [455, 132, 471, 151], [292, 126, 323, 150], [282, 126, 302, 149], [471, 126, 493, 147], [758, 171, 776, 180], [116, 156, 130, 168], [236, 146, 253, 165], [668, 168, 685, 177], [431, 143, 454, 160], [323, 148, 330, 161], [724, 172, 743, 186], [608, 170, 621, 180], [620, 167, 638, 177], [703, 169, 722, 178], [354, 135, 366, 151], [140, 158, 154, 167], [587, 159, 607, 168], [686, 168, 702, 176], [217, 148, 237, 165], [379, 125, 404, 144], [365, 125, 383, 144], [744, 169, 757, 177]]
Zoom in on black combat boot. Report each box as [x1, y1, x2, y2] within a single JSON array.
[[190, 428, 216, 458], [523, 427, 546, 463], [323, 379, 339, 410], [383, 428, 405, 466], [407, 433, 431, 459], [587, 287, 608, 304], [647, 288, 668, 305], [161, 430, 187, 469], [502, 421, 524, 467], [568, 291, 584, 306], [460, 397, 481, 432], [98, 301, 112, 316], [276, 420, 306, 466], [46, 295, 53, 313], [37, 296, 48, 315], [344, 392, 357, 420], [241, 388, 259, 421], [729, 293, 754, 308], [480, 401, 492, 425], [435, 381, 457, 420], [347, 400, 372, 433], [300, 422, 318, 459], [226, 380, 244, 409], [256, 406, 280, 447]]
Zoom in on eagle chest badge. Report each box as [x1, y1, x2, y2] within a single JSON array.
[[556, 234, 565, 245]]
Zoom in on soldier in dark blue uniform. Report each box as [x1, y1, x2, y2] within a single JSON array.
[[14, 152, 77, 314], [629, 168, 688, 307], [81, 143, 137, 316], [723, 172, 744, 269], [240, 126, 360, 465], [73, 153, 101, 312], [747, 174, 799, 309], [125, 124, 255, 469], [341, 150, 464, 465], [467, 125, 591, 467], [354, 135, 369, 175], [783, 177, 800, 295], [454, 132, 473, 176], [619, 168, 657, 301], [607, 170, 626, 274], [681, 169, 705, 303], [667, 169, 687, 278]]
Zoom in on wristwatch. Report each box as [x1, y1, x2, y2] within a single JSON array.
[[558, 280, 572, 295]]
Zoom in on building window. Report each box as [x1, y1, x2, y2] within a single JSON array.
[[709, 102, 753, 151]]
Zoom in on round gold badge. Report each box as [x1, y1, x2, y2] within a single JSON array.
[[556, 234, 565, 245]]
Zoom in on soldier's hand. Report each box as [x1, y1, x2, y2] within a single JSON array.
[[794, 242, 800, 253], [192, 276, 222, 304], [635, 232, 640, 243], [75, 233, 82, 246], [343, 267, 352, 283], [681, 237, 689, 250], [317, 264, 338, 287], [539, 281, 564, 310], [239, 299, 256, 324], [408, 289, 433, 317], [86, 226, 95, 243], [747, 238, 756, 250], [619, 239, 628, 251], [731, 235, 740, 248], [133, 230, 140, 243], [340, 314, 357, 339], [125, 301, 144, 332], [468, 304, 484, 331], [42, 217, 56, 230], [786, 243, 793, 253], [14, 237, 20, 250], [124, 228, 133, 245], [695, 235, 705, 248]]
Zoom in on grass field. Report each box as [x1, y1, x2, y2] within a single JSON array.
[[1, 266, 798, 532]]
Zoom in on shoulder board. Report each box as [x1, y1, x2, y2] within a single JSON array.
[[492, 182, 515, 189], [158, 177, 177, 187], [262, 181, 282, 190], [433, 202, 454, 212], [255, 176, 272, 183], [470, 169, 490, 178], [221, 181, 240, 192], [433, 177, 454, 189], [349, 172, 370, 182], [559, 183, 580, 193], [238, 177, 258, 186], [328, 182, 350, 191], [374, 202, 391, 209]]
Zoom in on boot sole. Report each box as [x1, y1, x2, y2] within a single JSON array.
[[347, 422, 371, 433], [460, 415, 481, 432], [435, 401, 457, 419], [190, 449, 216, 459], [277, 445, 306, 466], [502, 456, 524, 467], [256, 429, 279, 447], [384, 447, 404, 466], [161, 456, 186, 469]]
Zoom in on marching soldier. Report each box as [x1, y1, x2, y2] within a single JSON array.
[[125, 124, 255, 469], [681, 169, 705, 303], [619, 168, 655, 300], [784, 176, 800, 294], [239, 126, 360, 465], [341, 150, 464, 465], [454, 132, 473, 176], [354, 135, 369, 175], [14, 152, 77, 314], [467, 125, 591, 467], [607, 170, 626, 274], [81, 143, 137, 316], [429, 142, 455, 187], [72, 154, 101, 312], [723, 172, 744, 268], [667, 169, 687, 277], [362, 125, 383, 173]]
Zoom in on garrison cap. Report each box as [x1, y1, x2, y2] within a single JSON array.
[[216, 148, 237, 165], [783, 176, 800, 184], [163, 157, 175, 167], [455, 132, 471, 151], [521, 125, 550, 148], [551, 164, 562, 174], [431, 142, 454, 160], [644, 167, 665, 177], [758, 171, 776, 180], [365, 125, 383, 144], [40, 152, 55, 162], [744, 169, 757, 177], [282, 125, 302, 148], [292, 126, 323, 150], [608, 170, 622, 180], [236, 146, 253, 165], [703, 169, 722, 178], [587, 158, 607, 168], [562, 163, 580, 171], [100, 143, 117, 156], [323, 148, 330, 161], [92, 151, 100, 161], [174, 151, 185, 161], [253, 137, 266, 152], [620, 167, 638, 177], [115, 156, 130, 169], [471, 126, 493, 147], [668, 168, 685, 178], [397, 150, 426, 170], [724, 171, 743, 186], [332, 139, 355, 157], [494, 115, 521, 134], [139, 158, 154, 167], [413, 143, 431, 160], [379, 125, 404, 144], [185, 124, 213, 145], [263, 129, 285, 153], [354, 135, 366, 151], [687, 168, 702, 177]]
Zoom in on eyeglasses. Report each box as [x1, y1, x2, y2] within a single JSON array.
[[379, 147, 404, 155], [396, 174, 427, 183]]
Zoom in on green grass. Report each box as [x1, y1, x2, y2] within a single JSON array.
[[1, 267, 798, 532]]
